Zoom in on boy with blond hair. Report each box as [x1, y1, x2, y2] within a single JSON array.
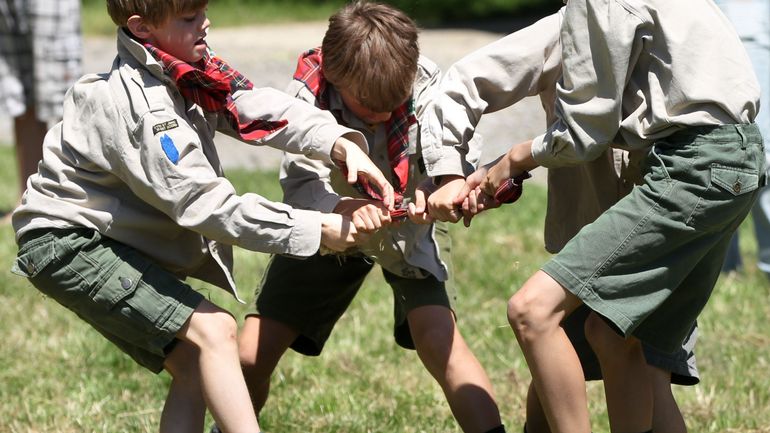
[[11, 1, 393, 432], [236, 2, 506, 432]]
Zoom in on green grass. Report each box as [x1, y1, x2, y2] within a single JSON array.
[[0, 144, 769, 432]]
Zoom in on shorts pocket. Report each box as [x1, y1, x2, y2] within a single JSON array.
[[12, 236, 56, 278], [710, 165, 759, 196], [90, 255, 150, 309]]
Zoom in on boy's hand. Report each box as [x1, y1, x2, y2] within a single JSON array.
[[334, 198, 392, 233], [407, 178, 436, 225], [331, 137, 395, 210], [456, 166, 501, 227], [319, 213, 364, 252], [427, 175, 466, 223], [480, 140, 535, 198]]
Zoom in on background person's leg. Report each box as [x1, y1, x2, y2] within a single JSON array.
[[409, 305, 503, 433], [239, 316, 299, 414]]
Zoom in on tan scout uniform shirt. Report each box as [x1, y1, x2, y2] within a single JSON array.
[[12, 29, 366, 300], [422, 2, 759, 251], [422, 0, 760, 176], [281, 56, 454, 280]]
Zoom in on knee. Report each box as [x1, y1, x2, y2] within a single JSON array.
[[190, 310, 239, 353], [506, 291, 550, 341]]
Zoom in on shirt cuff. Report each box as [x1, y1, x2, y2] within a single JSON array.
[[423, 145, 473, 178], [285, 208, 323, 257], [531, 132, 560, 168]]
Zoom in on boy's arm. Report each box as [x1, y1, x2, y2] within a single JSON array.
[[97, 90, 353, 256], [221, 87, 393, 208], [420, 9, 564, 181], [422, 11, 564, 221]]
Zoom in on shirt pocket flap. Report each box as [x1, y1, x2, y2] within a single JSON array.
[[711, 166, 759, 196], [12, 240, 55, 278]]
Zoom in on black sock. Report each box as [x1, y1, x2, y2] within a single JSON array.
[[483, 424, 507, 433]]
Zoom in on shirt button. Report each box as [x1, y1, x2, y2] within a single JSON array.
[[119, 276, 133, 290], [733, 181, 742, 194]]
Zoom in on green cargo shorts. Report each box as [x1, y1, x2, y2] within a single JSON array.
[[12, 228, 204, 373], [252, 225, 456, 356], [544, 124, 765, 353]]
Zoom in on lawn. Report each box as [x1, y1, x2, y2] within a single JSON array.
[[0, 144, 768, 432]]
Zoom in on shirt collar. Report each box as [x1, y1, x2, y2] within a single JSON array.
[[116, 27, 169, 84]]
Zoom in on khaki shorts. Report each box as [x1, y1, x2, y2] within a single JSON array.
[[12, 228, 203, 373], [544, 124, 765, 353], [252, 232, 456, 356]]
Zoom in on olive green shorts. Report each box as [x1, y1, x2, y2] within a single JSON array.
[[12, 228, 204, 373], [252, 229, 456, 356], [544, 124, 765, 353]]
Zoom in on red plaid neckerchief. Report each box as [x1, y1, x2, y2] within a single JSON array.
[[293, 48, 416, 214], [145, 44, 288, 141]]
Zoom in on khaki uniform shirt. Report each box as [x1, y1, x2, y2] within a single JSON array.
[[422, 2, 760, 250], [281, 56, 452, 280], [12, 29, 366, 301], [422, 0, 760, 174]]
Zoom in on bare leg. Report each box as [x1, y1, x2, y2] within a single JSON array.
[[13, 108, 47, 196], [650, 367, 687, 433], [584, 312, 653, 433], [507, 271, 588, 433], [408, 305, 502, 433], [239, 315, 298, 415], [162, 341, 206, 433], [167, 299, 261, 433], [525, 382, 551, 433]]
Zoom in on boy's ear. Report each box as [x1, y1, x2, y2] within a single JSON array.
[[126, 15, 154, 41]]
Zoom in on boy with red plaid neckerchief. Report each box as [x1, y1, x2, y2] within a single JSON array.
[[10, 1, 394, 432], [236, 2, 506, 433]]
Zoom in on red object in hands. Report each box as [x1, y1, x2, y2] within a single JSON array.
[[493, 171, 531, 204]]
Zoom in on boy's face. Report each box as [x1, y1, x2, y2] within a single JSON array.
[[339, 89, 394, 125], [143, 6, 210, 63]]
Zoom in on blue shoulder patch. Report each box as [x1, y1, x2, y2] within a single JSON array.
[[160, 134, 179, 165]]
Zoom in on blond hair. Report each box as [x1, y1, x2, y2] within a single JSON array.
[[106, 0, 208, 27], [322, 1, 419, 113]]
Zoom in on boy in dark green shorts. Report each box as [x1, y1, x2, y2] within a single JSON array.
[[10, 1, 393, 432], [426, 1, 762, 432], [237, 3, 506, 433]]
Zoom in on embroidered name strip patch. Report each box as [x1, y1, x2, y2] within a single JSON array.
[[153, 119, 179, 135]]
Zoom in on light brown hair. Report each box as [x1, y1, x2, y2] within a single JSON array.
[[322, 1, 419, 113], [106, 0, 208, 27]]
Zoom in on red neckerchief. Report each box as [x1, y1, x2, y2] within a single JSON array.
[[293, 48, 416, 212], [145, 44, 288, 141]]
